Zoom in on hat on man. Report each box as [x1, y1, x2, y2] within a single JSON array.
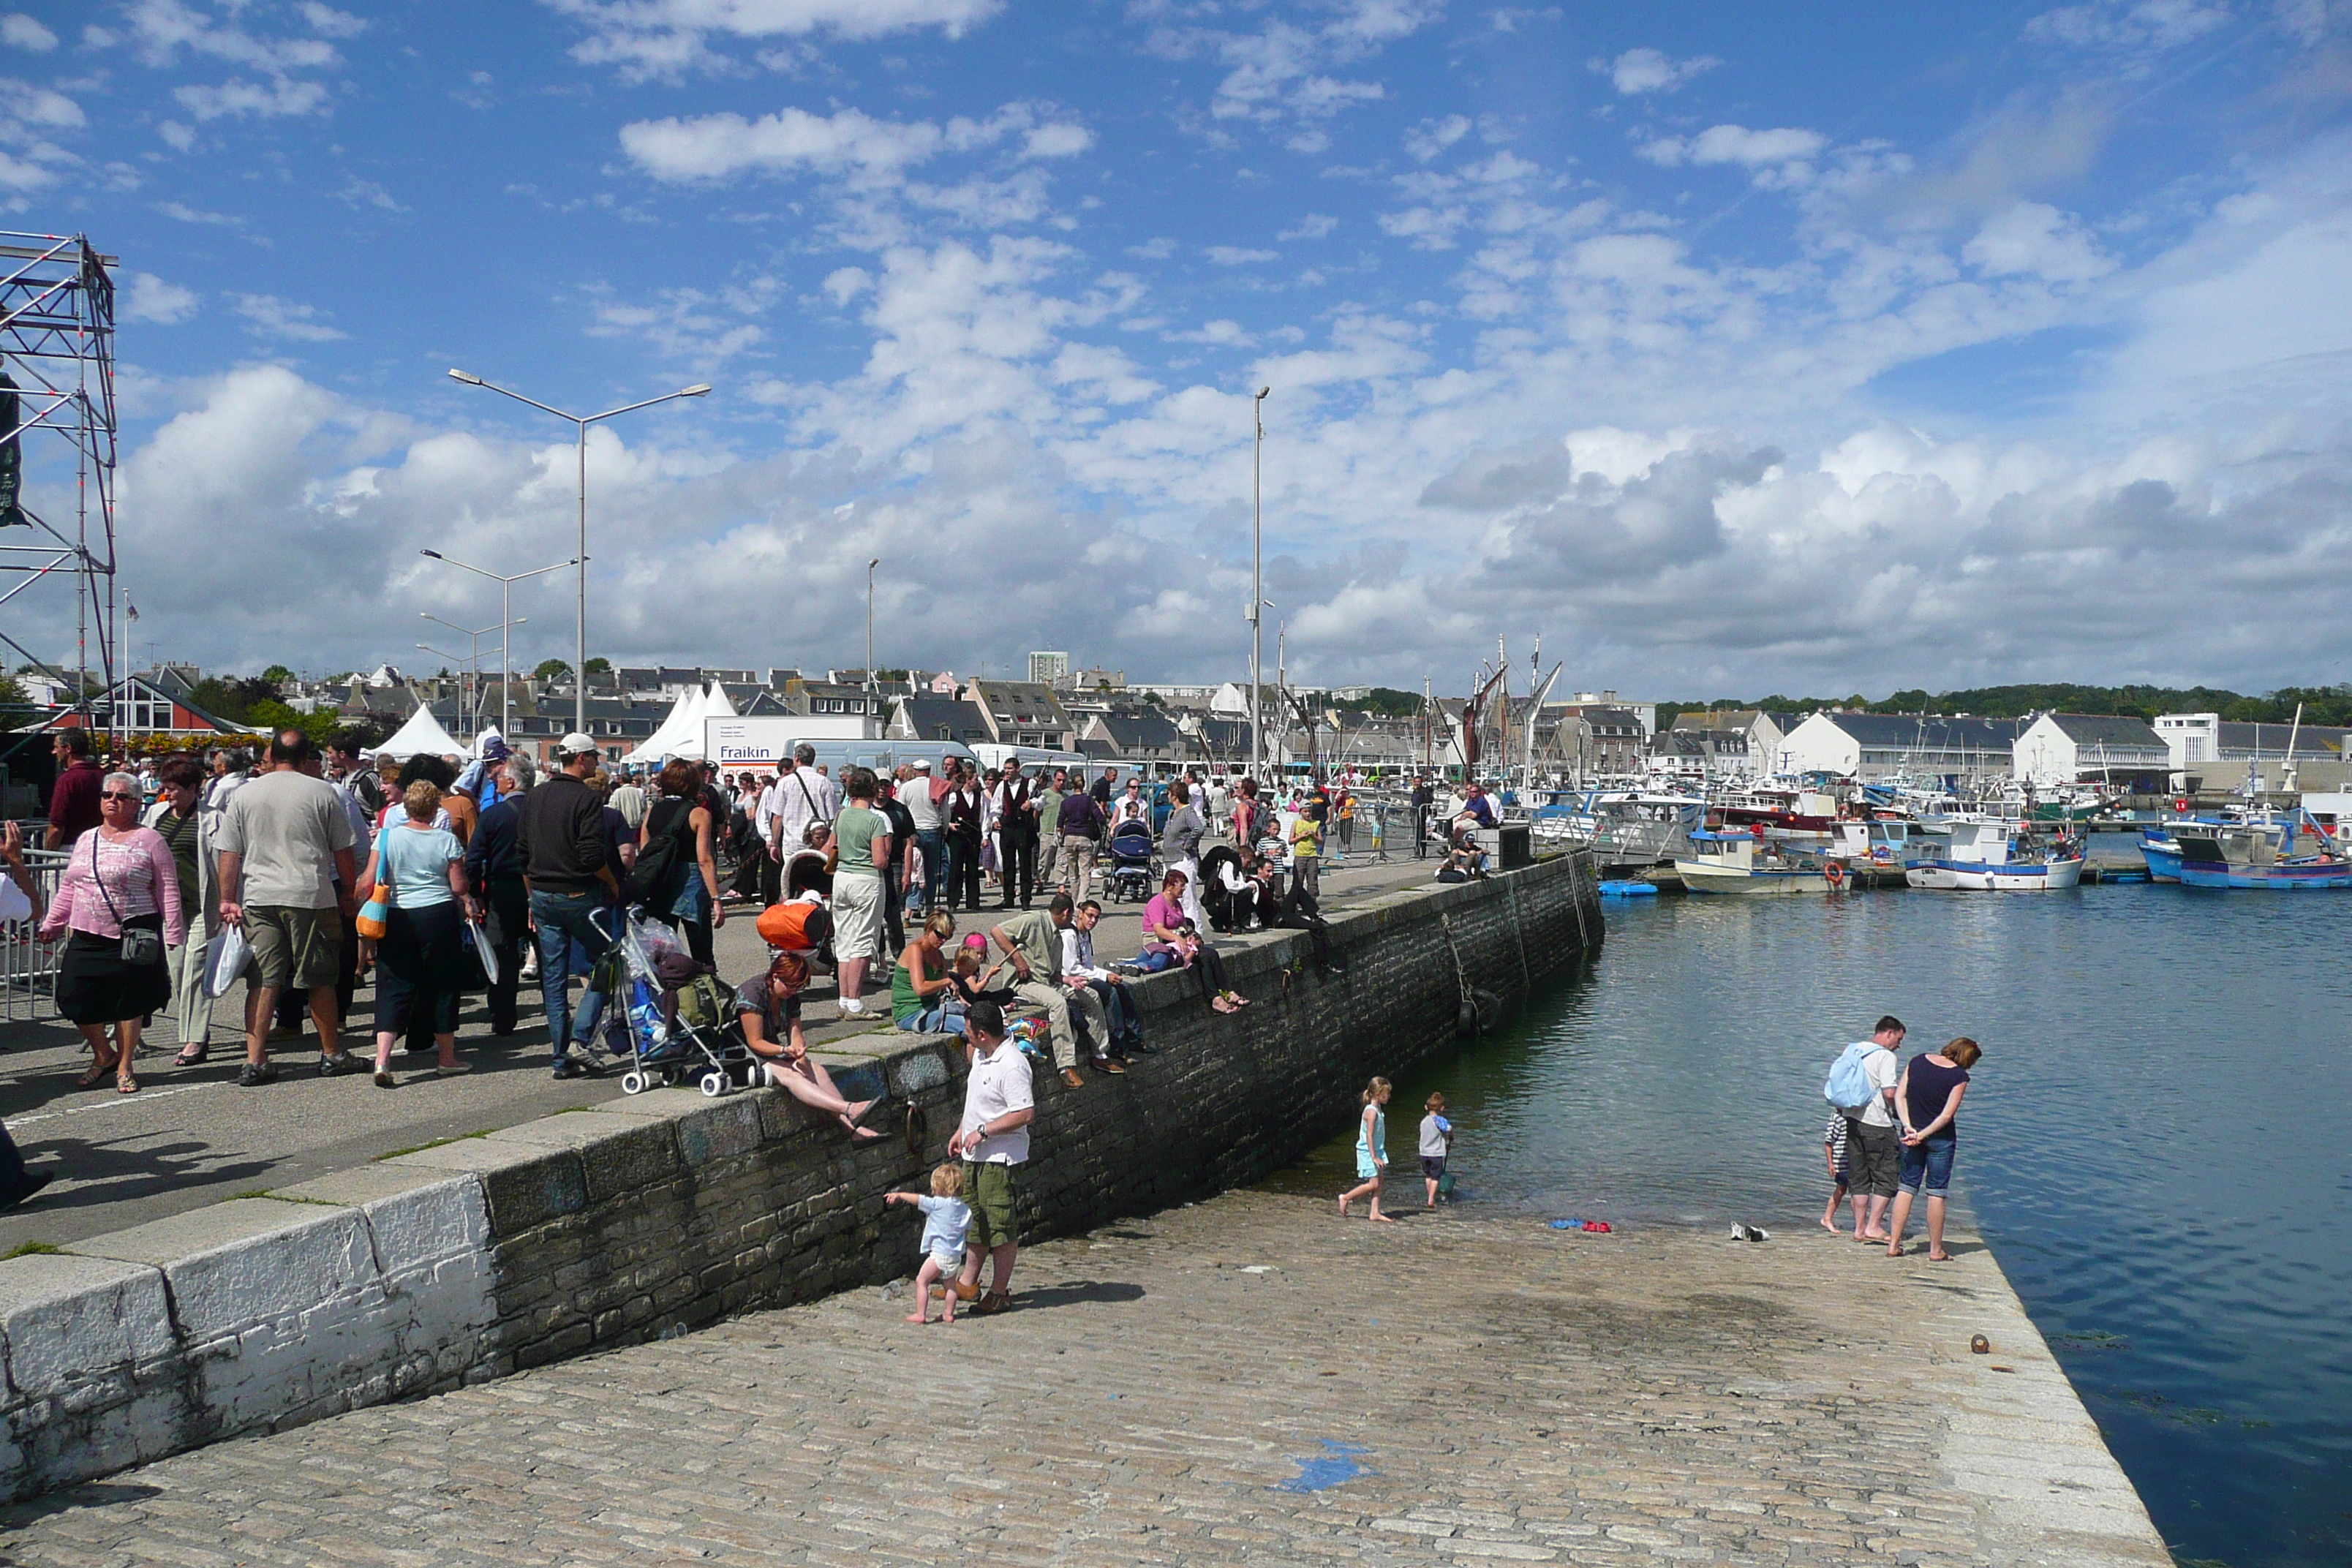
[[912, 758, 932, 772], [557, 731, 598, 758]]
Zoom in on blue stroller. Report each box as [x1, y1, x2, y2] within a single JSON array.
[[1104, 816, 1156, 903], [582, 909, 758, 1098]]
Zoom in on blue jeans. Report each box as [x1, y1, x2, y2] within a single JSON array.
[[532, 889, 614, 1065], [1088, 978, 1140, 1052], [897, 998, 968, 1036], [1898, 1134, 1957, 1198], [914, 829, 945, 912]]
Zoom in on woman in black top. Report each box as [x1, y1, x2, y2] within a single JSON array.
[[1886, 1036, 1979, 1261]]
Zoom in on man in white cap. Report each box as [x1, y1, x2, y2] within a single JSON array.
[[515, 731, 619, 1078], [900, 755, 945, 914]]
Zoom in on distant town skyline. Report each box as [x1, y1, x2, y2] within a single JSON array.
[[7, 1, 2349, 696]]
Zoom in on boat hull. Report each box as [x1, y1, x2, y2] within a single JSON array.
[[1673, 861, 1833, 895], [1905, 857, 2085, 892], [2176, 860, 2352, 890], [2138, 842, 2182, 883]]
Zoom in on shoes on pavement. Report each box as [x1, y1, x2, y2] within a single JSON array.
[[317, 1050, 362, 1077], [1090, 1056, 1126, 1075], [435, 1061, 473, 1077], [1059, 1067, 1085, 1088], [551, 1058, 587, 1080], [237, 1060, 279, 1087]]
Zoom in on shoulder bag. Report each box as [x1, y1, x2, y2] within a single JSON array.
[[356, 836, 394, 941], [88, 834, 164, 967]]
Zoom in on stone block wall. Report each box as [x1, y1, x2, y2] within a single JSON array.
[[0, 850, 1599, 1500]]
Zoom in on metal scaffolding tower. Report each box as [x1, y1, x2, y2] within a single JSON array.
[[0, 231, 117, 749]]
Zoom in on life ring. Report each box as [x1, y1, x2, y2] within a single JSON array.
[[1823, 860, 1847, 889]]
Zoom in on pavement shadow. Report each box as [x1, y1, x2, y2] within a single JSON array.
[[0, 1477, 165, 1526], [4, 1130, 274, 1219], [1017, 1279, 1147, 1310]]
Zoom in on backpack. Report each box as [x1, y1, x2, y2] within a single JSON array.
[[1823, 1041, 1879, 1114], [625, 796, 693, 906], [673, 971, 733, 1033], [755, 898, 832, 953]]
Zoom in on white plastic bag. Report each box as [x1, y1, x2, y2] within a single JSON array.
[[203, 924, 250, 998]]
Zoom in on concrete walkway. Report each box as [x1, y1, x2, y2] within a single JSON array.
[[0, 848, 1439, 1251], [0, 1190, 2168, 1566]]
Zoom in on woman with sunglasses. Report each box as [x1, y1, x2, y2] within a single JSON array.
[[39, 769, 184, 1094]]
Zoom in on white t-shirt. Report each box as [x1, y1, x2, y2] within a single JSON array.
[[961, 1041, 1035, 1164], [902, 778, 944, 832], [1858, 1043, 1899, 1128], [766, 768, 830, 849]]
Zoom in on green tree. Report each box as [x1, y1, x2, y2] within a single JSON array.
[[535, 659, 572, 681], [583, 657, 612, 676], [260, 665, 295, 686]]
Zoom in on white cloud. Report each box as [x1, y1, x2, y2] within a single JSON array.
[[1147, 0, 1441, 137], [1963, 201, 2114, 282], [233, 292, 346, 342], [620, 102, 1087, 184], [299, 3, 369, 38], [123, 271, 198, 325], [155, 199, 240, 225], [2024, 0, 2233, 50], [120, 0, 341, 72], [0, 14, 56, 51], [1205, 245, 1278, 265], [549, 0, 1002, 78], [1126, 236, 1177, 260], [1638, 124, 1828, 168], [1403, 113, 1470, 162], [1279, 213, 1338, 241], [174, 77, 331, 121], [1597, 46, 1721, 95]]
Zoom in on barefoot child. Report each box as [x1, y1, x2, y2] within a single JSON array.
[[1338, 1077, 1395, 1223], [1819, 1113, 1850, 1234], [885, 1164, 972, 1323], [1419, 1091, 1453, 1209]]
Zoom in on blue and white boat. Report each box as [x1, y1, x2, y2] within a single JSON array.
[[1673, 831, 1833, 894], [1905, 821, 2084, 891], [2172, 819, 2352, 890]]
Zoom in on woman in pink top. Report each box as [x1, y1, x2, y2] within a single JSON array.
[[39, 770, 184, 1094], [1143, 869, 1245, 1014]]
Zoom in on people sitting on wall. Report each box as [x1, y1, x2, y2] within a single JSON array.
[[1142, 868, 1245, 1013], [1436, 826, 1486, 883], [1199, 843, 1265, 933], [734, 908, 886, 1141]]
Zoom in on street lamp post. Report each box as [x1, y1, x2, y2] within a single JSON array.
[[419, 550, 576, 737], [1251, 387, 1269, 787], [418, 644, 479, 737], [866, 557, 880, 691], [419, 611, 519, 736], [446, 371, 712, 734]]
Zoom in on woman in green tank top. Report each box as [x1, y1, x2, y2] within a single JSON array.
[[892, 909, 965, 1035]]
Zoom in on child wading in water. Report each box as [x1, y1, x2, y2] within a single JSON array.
[[1420, 1091, 1453, 1208], [1819, 1114, 1850, 1234], [1338, 1077, 1395, 1222], [885, 1164, 972, 1323]]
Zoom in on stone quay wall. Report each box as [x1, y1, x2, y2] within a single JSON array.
[[0, 849, 1602, 1502]]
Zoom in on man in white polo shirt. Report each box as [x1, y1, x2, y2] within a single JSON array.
[[951, 1000, 1033, 1317]]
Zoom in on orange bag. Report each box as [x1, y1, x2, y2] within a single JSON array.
[[755, 900, 832, 952]]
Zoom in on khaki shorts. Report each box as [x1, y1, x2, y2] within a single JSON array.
[[962, 1159, 1020, 1252], [830, 873, 886, 961], [246, 904, 342, 992]]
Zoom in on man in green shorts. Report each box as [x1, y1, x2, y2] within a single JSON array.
[[951, 1001, 1033, 1316]]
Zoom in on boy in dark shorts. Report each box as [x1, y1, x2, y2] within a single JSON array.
[[1419, 1091, 1453, 1208]]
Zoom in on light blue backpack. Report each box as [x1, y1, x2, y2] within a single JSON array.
[[1823, 1041, 1879, 1114]]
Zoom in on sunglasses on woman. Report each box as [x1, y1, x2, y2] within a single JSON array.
[[101, 791, 138, 802]]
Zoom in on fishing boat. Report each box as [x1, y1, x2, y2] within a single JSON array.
[[1531, 788, 1703, 865], [2138, 813, 2291, 883], [1905, 821, 2084, 891], [1673, 830, 1835, 894], [2173, 821, 2352, 890]]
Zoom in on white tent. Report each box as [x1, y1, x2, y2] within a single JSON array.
[[370, 705, 468, 761], [620, 683, 708, 766], [704, 681, 738, 719]]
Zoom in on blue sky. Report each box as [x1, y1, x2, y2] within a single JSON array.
[[8, 0, 2352, 696]]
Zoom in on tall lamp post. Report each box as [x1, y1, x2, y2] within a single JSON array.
[[419, 549, 576, 738], [865, 557, 880, 691], [446, 370, 712, 734], [1250, 386, 1270, 786], [419, 611, 521, 736]]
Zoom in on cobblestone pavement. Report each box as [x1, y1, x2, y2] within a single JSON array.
[[1, 1191, 2167, 1567], [0, 848, 1436, 1250]]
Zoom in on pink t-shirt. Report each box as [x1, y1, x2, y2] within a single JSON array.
[[1142, 893, 1185, 944]]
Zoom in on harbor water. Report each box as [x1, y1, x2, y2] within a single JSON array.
[[1268, 881, 2351, 1568]]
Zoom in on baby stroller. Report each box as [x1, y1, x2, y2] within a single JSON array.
[[1104, 816, 1156, 903], [583, 909, 758, 1098]]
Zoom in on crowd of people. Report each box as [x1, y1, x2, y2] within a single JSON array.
[[22, 725, 1453, 1112]]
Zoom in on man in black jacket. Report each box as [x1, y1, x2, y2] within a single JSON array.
[[464, 753, 533, 1036], [516, 734, 619, 1078]]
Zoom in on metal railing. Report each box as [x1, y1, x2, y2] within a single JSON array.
[[0, 845, 68, 1023]]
